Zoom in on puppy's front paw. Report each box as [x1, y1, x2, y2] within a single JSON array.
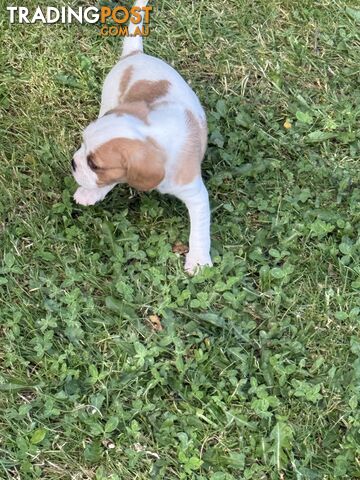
[[74, 187, 105, 206], [185, 253, 212, 275]]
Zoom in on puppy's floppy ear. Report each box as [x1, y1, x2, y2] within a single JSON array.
[[125, 137, 165, 191], [95, 138, 165, 190]]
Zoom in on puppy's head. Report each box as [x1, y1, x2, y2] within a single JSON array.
[[72, 114, 165, 191]]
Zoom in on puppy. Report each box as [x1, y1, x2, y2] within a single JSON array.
[[72, 0, 212, 274]]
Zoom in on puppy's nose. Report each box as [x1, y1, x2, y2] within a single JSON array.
[[71, 159, 76, 171]]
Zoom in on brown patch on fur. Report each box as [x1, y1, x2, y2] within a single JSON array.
[[174, 110, 208, 185], [104, 101, 150, 123], [119, 66, 134, 100], [94, 137, 165, 191], [123, 79, 170, 105], [121, 50, 142, 61]]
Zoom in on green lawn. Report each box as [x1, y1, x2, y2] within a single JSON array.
[[1, 0, 360, 478]]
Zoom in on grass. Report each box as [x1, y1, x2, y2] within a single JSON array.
[[0, 0, 360, 478]]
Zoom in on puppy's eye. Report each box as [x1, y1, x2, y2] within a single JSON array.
[[87, 154, 99, 171]]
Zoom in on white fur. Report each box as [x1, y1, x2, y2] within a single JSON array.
[[74, 184, 116, 206], [72, 0, 212, 273], [170, 177, 212, 273]]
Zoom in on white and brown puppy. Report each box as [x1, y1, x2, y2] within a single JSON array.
[[72, 0, 212, 273]]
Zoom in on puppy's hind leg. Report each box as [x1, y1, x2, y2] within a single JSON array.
[[172, 177, 212, 274]]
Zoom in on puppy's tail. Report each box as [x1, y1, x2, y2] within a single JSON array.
[[121, 0, 150, 58]]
